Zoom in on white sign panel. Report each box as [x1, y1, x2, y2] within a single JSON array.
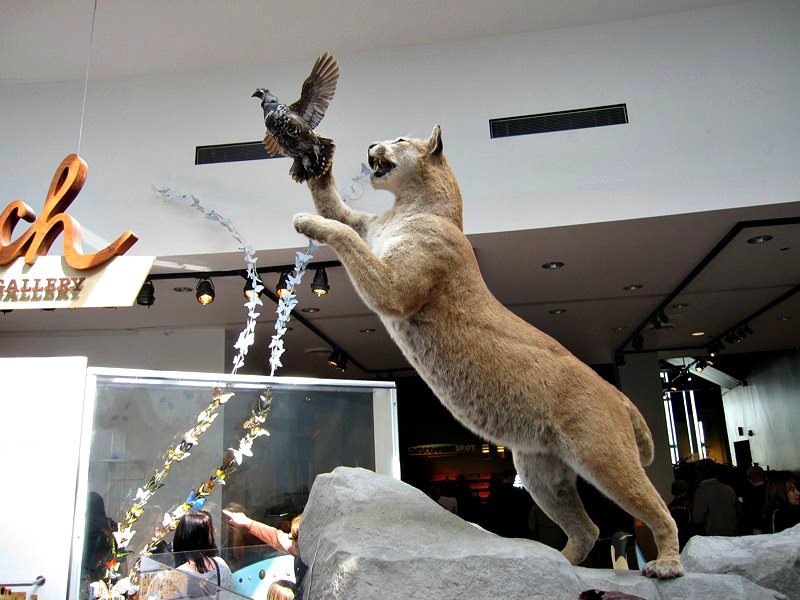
[[0, 255, 155, 310]]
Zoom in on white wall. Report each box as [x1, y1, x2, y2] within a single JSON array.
[[1, 0, 798, 259], [0, 327, 226, 373], [617, 352, 674, 501], [0, 357, 88, 600], [723, 350, 800, 471]]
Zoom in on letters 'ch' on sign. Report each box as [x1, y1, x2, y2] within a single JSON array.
[[0, 154, 137, 269], [0, 154, 154, 310]]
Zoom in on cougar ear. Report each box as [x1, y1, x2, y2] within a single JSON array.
[[427, 124, 443, 156]]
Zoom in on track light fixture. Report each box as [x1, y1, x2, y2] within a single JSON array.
[[311, 267, 330, 297], [327, 348, 348, 371], [243, 276, 262, 300], [649, 316, 662, 330], [196, 278, 215, 305], [276, 270, 292, 299], [632, 334, 644, 351], [657, 310, 669, 324], [136, 280, 155, 307]]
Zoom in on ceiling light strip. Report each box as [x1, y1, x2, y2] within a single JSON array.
[[618, 215, 800, 354]]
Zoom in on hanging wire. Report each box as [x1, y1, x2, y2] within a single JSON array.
[[77, 0, 98, 155]]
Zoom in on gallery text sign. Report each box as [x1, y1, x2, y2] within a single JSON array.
[[0, 255, 154, 309], [0, 153, 153, 308]]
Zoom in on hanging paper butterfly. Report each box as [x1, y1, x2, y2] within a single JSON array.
[[89, 577, 138, 600], [185, 490, 207, 511]]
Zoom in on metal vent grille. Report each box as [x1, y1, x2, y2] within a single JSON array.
[[489, 104, 627, 139], [195, 141, 282, 165]]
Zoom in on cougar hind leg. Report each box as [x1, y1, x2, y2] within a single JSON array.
[[578, 437, 683, 578], [514, 450, 599, 565]]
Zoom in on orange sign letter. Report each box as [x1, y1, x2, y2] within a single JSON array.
[[0, 154, 138, 270]]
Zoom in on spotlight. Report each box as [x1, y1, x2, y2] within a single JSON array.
[[649, 316, 662, 330], [657, 310, 669, 324], [276, 270, 292, 299], [196, 278, 215, 305], [542, 261, 564, 270], [311, 267, 330, 297], [632, 334, 644, 351], [137, 280, 155, 307], [747, 234, 773, 245], [243, 277, 262, 300], [725, 332, 738, 344], [327, 349, 348, 371], [740, 324, 754, 336]]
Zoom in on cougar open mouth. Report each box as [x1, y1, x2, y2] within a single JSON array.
[[368, 155, 395, 178]]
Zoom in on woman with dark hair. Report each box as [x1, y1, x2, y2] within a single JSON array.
[[762, 471, 800, 534], [172, 510, 233, 595], [82, 492, 117, 583]]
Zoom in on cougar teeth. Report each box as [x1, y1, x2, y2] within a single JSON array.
[[368, 155, 395, 178]]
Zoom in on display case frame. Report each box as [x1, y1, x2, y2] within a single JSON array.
[[67, 367, 398, 600]]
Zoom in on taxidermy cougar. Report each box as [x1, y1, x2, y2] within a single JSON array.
[[293, 125, 683, 578]]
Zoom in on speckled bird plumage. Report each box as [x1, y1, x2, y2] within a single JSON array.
[[252, 53, 339, 183]]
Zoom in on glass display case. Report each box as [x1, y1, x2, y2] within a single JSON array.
[[69, 368, 397, 599]]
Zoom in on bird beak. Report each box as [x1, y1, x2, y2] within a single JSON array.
[[251, 91, 260, 98]]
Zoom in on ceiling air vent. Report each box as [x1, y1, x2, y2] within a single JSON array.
[[489, 103, 627, 139], [195, 141, 283, 165]]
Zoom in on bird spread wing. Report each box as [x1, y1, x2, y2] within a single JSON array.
[[290, 53, 339, 130], [262, 132, 285, 157]]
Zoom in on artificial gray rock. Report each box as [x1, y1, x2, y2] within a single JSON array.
[[681, 524, 800, 599], [298, 467, 787, 600], [298, 467, 582, 599], [576, 566, 786, 600]]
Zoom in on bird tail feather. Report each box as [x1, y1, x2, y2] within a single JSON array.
[[291, 136, 335, 183]]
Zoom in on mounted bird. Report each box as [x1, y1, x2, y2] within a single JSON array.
[[252, 52, 339, 183]]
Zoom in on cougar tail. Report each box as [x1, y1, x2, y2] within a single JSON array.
[[290, 136, 336, 183], [626, 398, 654, 466]]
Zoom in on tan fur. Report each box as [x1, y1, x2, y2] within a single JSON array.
[[293, 125, 683, 578]]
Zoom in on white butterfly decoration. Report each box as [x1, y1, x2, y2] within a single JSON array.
[[229, 439, 254, 465], [152, 185, 262, 375], [90, 577, 138, 600], [112, 526, 135, 548], [134, 487, 153, 504]]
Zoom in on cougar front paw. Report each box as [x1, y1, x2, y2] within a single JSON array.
[[293, 212, 328, 242]]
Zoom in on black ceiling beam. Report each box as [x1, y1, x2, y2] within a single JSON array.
[[617, 216, 800, 355], [705, 283, 800, 350], [145, 260, 414, 376], [146, 260, 342, 282]]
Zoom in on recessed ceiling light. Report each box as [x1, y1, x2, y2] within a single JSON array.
[[611, 326, 626, 331], [623, 284, 643, 291], [747, 234, 773, 244], [304, 347, 331, 355], [359, 328, 376, 333], [173, 286, 193, 293], [691, 331, 705, 337], [671, 303, 689, 309], [301, 307, 320, 313], [780, 246, 791, 251], [777, 316, 792, 321], [541, 261, 564, 269], [549, 309, 567, 315]]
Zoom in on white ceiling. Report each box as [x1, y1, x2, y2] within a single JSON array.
[[1, 0, 747, 84]]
